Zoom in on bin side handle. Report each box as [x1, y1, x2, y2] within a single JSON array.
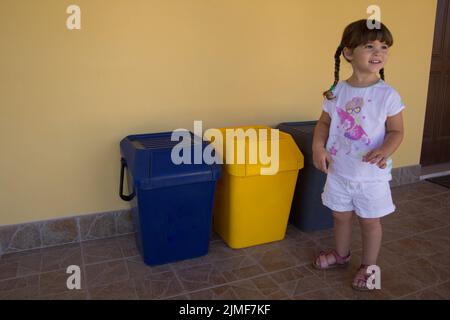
[[120, 158, 136, 201]]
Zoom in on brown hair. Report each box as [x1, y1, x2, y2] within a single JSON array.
[[323, 19, 394, 100]]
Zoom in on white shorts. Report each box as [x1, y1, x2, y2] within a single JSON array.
[[321, 173, 395, 219]]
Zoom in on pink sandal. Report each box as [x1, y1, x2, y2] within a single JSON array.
[[312, 250, 351, 270], [351, 264, 372, 292]]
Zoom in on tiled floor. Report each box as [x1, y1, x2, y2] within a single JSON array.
[[0, 181, 449, 300]]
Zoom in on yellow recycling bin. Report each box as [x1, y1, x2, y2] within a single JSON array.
[[208, 125, 304, 249]]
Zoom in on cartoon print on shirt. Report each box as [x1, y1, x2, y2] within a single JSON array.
[[329, 97, 371, 158]]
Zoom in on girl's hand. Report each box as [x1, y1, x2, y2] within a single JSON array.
[[377, 158, 387, 169], [313, 147, 332, 173], [363, 148, 388, 169]]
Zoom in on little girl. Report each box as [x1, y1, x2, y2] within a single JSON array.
[[312, 19, 405, 291]]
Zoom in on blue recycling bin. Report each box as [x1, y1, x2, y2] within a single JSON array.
[[119, 131, 221, 266], [277, 121, 333, 232]]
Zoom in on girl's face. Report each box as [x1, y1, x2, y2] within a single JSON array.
[[344, 40, 389, 75]]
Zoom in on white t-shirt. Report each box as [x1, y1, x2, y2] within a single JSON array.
[[323, 80, 405, 182]]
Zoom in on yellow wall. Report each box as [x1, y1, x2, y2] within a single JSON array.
[[0, 0, 437, 225]]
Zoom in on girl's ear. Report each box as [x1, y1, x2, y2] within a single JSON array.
[[343, 47, 352, 61]]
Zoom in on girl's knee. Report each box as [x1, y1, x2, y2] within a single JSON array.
[[358, 217, 381, 230], [333, 211, 354, 223]]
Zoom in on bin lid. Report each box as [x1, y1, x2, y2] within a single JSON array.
[[207, 125, 304, 177], [120, 131, 221, 189], [277, 121, 318, 156]]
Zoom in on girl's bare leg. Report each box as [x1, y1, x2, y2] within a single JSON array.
[[353, 217, 382, 288], [333, 211, 354, 257], [315, 211, 353, 266]]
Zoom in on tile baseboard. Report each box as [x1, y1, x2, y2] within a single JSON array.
[[390, 165, 421, 188], [0, 210, 135, 257]]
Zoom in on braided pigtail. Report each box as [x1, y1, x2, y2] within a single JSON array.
[[323, 44, 344, 100], [379, 68, 385, 81]]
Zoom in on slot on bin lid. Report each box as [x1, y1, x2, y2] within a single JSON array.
[[207, 125, 304, 177], [120, 131, 221, 189]]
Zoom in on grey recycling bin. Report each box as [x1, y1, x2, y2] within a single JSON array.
[[277, 121, 333, 232]]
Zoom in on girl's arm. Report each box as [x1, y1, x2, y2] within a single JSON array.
[[313, 111, 332, 173], [363, 111, 404, 166]]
